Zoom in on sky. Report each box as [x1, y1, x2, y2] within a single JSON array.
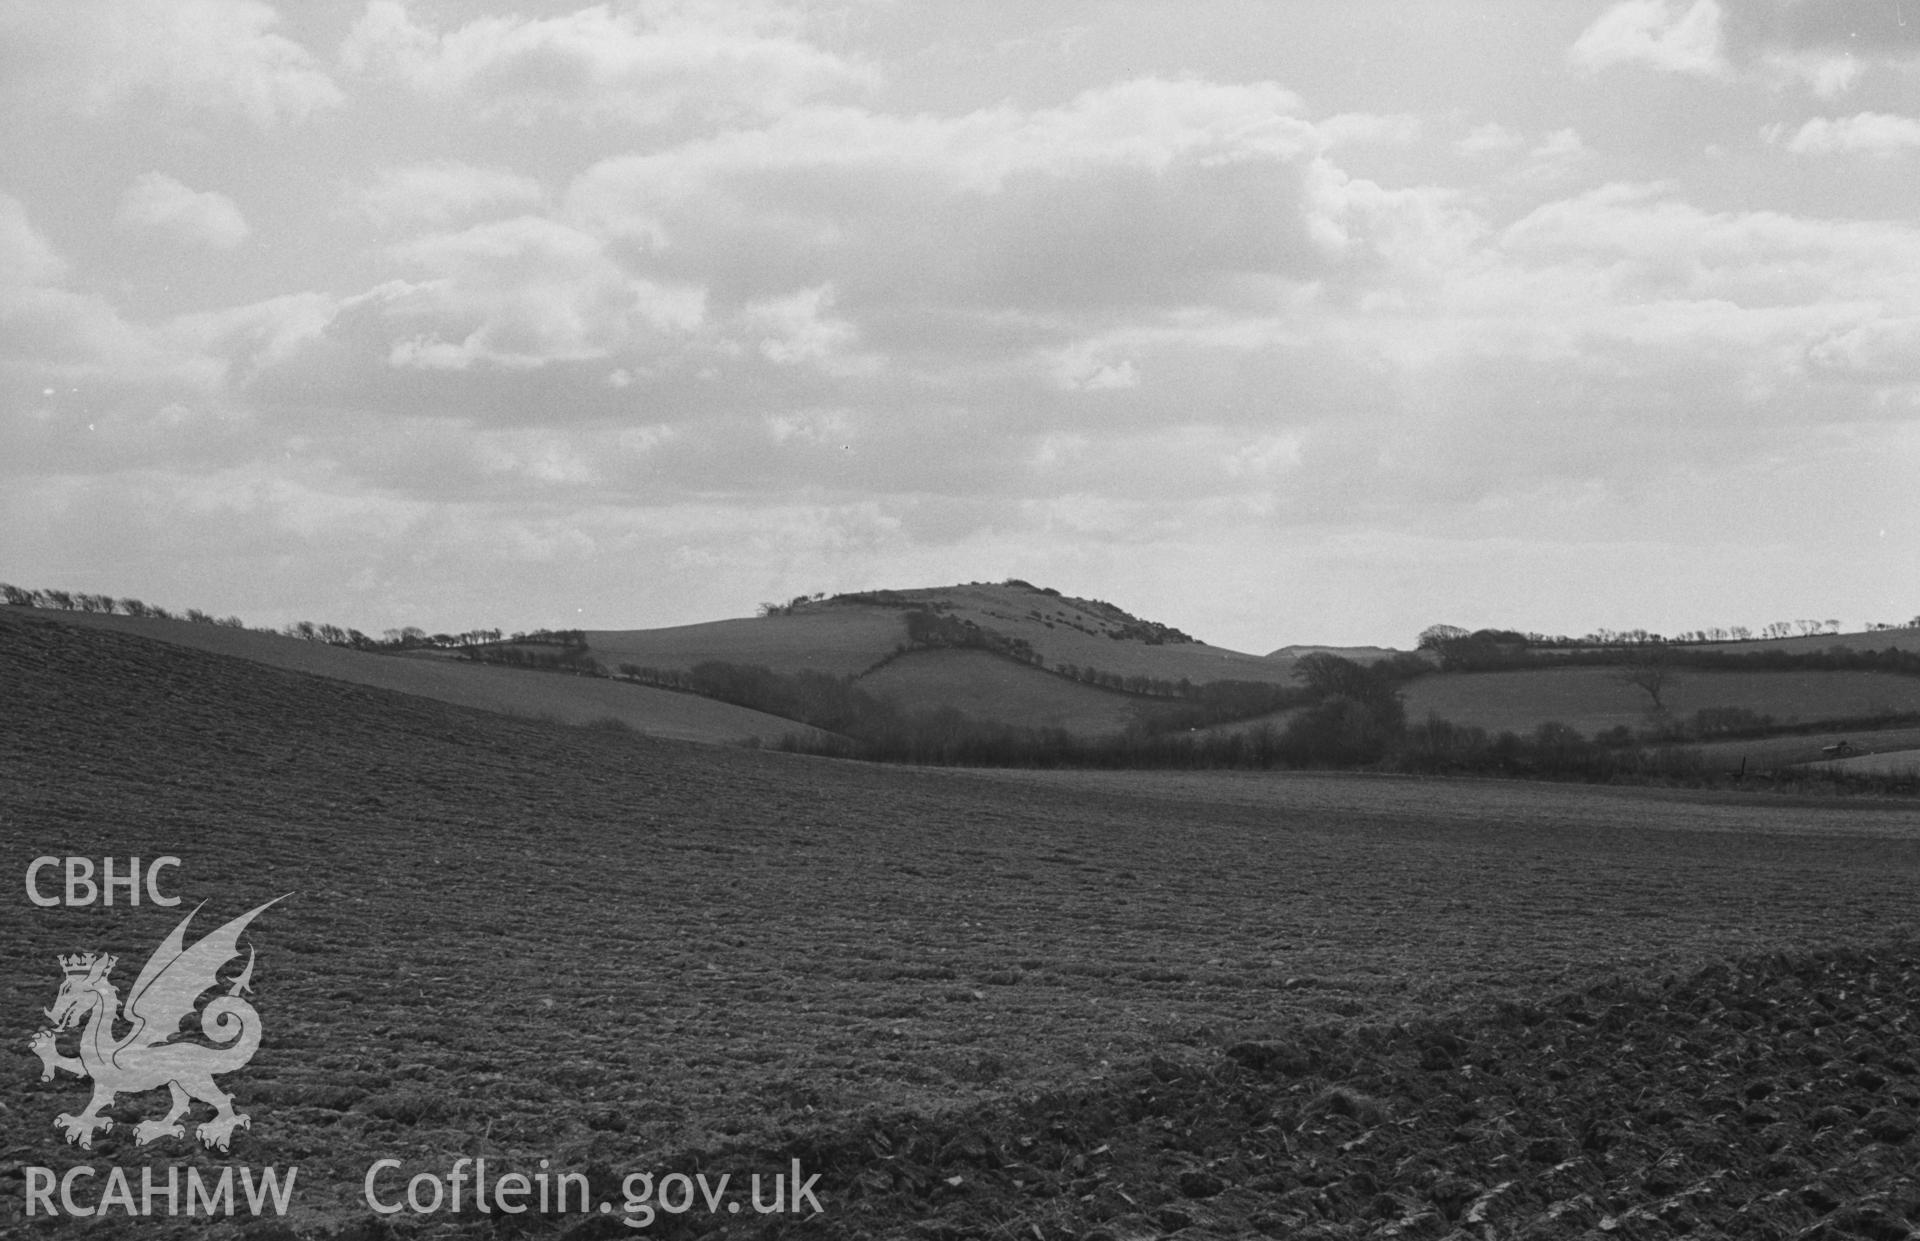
[[3, 0, 1918, 653]]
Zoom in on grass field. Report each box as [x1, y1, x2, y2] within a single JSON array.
[[9, 610, 1920, 1236], [1402, 664, 1920, 735], [1694, 628, 1920, 656], [588, 607, 911, 678], [1814, 749, 1920, 777], [856, 649, 1144, 734], [1687, 726, 1920, 772]]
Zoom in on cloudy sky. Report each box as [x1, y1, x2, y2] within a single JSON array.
[[3, 1, 1918, 651]]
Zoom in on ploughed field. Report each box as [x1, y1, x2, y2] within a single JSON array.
[[7, 611, 1920, 1238]]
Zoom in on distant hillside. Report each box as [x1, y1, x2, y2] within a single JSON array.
[[858, 648, 1144, 734], [597, 581, 1293, 686], [0, 607, 818, 746], [571, 581, 1303, 736], [1690, 629, 1920, 657], [1267, 644, 1419, 665], [587, 608, 907, 678]]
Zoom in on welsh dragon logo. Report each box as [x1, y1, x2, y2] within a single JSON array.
[[29, 897, 284, 1153]]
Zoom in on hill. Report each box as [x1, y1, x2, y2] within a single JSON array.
[[555, 580, 1307, 737], [596, 581, 1295, 685]]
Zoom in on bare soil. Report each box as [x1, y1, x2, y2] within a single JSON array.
[[7, 611, 1920, 1238]]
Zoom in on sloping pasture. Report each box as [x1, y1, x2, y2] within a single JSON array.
[[1813, 749, 1920, 776], [855, 648, 1143, 734], [0, 607, 814, 745], [587, 606, 910, 678], [827, 583, 1299, 686], [1688, 725, 1920, 772]]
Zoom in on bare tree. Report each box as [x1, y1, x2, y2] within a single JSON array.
[[1610, 649, 1676, 714]]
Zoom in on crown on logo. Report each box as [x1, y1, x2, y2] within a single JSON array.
[[59, 952, 108, 976]]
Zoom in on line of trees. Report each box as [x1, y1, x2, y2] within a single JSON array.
[[619, 661, 881, 735], [749, 651, 1417, 769], [771, 688, 1917, 793], [4, 579, 549, 655], [1416, 627, 1920, 677], [464, 645, 604, 675], [3, 582, 246, 627], [895, 608, 1041, 664], [1420, 615, 1920, 657]]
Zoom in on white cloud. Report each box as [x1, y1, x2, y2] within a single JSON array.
[[1807, 318, 1920, 380], [766, 408, 853, 446], [1458, 122, 1525, 157], [564, 77, 1373, 329], [1050, 346, 1140, 392], [340, 0, 872, 126], [163, 291, 341, 383], [568, 78, 1317, 217], [352, 162, 546, 229], [1572, 0, 1916, 96], [470, 427, 601, 485], [1518, 129, 1593, 184], [1760, 50, 1864, 99], [1767, 112, 1920, 157], [382, 215, 706, 370], [0, 0, 342, 127], [1495, 182, 1920, 312], [1318, 112, 1422, 147], [742, 284, 874, 374], [0, 193, 67, 287], [1569, 0, 1726, 78], [0, 192, 217, 385], [116, 173, 252, 250]]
